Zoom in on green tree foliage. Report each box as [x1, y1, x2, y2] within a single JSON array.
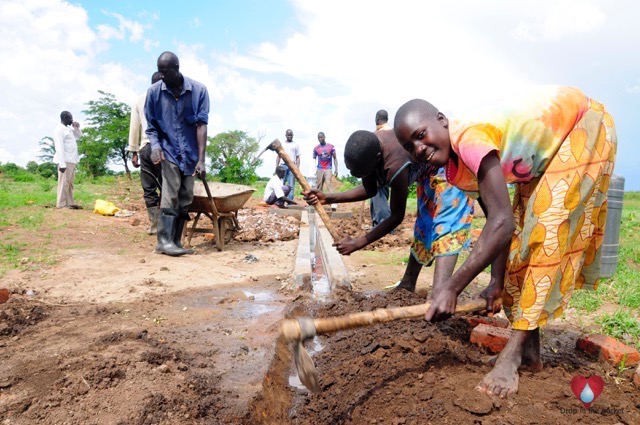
[[206, 130, 261, 184], [26, 161, 38, 173], [79, 91, 131, 178], [38, 136, 55, 163], [37, 162, 57, 178]]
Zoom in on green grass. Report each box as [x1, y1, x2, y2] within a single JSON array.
[[0, 173, 132, 277], [570, 289, 604, 313], [597, 310, 640, 348]]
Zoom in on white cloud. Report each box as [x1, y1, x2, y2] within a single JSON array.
[[2, 0, 639, 190], [511, 1, 605, 41], [0, 0, 141, 166]]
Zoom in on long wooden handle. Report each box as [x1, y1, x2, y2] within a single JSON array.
[[313, 298, 488, 334], [273, 143, 342, 242]]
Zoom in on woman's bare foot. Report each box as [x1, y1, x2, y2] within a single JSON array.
[[477, 330, 530, 398], [483, 329, 542, 372], [477, 359, 519, 398]]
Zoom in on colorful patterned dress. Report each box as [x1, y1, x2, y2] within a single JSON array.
[[411, 167, 474, 266], [447, 86, 617, 330]]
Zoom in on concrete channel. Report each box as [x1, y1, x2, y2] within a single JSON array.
[[292, 207, 351, 295]]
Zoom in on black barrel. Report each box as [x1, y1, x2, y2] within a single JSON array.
[[600, 174, 625, 278]]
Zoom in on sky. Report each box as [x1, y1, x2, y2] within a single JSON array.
[[1, 0, 639, 189]]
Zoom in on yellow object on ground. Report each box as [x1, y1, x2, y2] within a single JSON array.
[[94, 199, 120, 216]]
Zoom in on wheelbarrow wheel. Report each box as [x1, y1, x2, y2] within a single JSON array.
[[221, 217, 235, 243]]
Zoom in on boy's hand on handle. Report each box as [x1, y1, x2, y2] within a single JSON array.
[[424, 287, 458, 321], [479, 278, 503, 314], [302, 189, 326, 205], [333, 235, 364, 256]]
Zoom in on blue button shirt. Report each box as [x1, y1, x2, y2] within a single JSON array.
[[145, 76, 210, 175]]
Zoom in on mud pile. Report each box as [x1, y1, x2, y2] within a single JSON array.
[[258, 290, 639, 424], [235, 209, 300, 242]]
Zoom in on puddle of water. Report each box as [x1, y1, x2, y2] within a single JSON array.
[[241, 290, 275, 302], [227, 303, 277, 319], [174, 289, 279, 319]]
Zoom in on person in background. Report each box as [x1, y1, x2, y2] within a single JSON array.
[[53, 111, 82, 209], [128, 71, 163, 235], [313, 131, 338, 192], [145, 51, 209, 257], [275, 129, 300, 200], [370, 109, 392, 227], [394, 85, 617, 398], [264, 166, 298, 208], [304, 128, 427, 255]]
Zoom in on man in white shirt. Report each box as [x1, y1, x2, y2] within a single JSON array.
[[275, 129, 300, 200], [128, 72, 163, 234], [264, 166, 298, 208], [53, 111, 82, 209]]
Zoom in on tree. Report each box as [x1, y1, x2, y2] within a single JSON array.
[[26, 161, 38, 173], [80, 91, 131, 178], [38, 136, 55, 163], [206, 130, 262, 184]]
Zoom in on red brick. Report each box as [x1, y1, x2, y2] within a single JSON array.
[[576, 334, 640, 367], [466, 315, 510, 329], [470, 324, 512, 353], [0, 288, 9, 304], [634, 365, 640, 388]]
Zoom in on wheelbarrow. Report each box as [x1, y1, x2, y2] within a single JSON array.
[[185, 181, 256, 251]]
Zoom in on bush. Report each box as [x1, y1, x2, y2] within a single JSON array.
[[37, 162, 57, 179]]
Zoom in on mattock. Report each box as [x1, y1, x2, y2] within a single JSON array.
[[279, 298, 495, 393], [253, 138, 342, 242]]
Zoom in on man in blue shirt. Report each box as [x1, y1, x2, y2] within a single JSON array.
[[145, 51, 210, 256]]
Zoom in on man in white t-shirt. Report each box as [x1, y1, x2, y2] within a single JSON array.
[[275, 129, 300, 200], [53, 111, 83, 209], [264, 166, 298, 208]]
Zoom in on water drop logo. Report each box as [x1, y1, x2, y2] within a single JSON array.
[[570, 375, 605, 409]]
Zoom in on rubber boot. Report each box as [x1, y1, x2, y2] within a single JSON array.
[[146, 206, 159, 235], [155, 209, 188, 256], [174, 217, 194, 255]]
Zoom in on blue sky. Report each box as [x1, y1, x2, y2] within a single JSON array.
[[1, 0, 639, 189]]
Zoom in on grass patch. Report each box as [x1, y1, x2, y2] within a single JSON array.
[[570, 289, 604, 312], [0, 242, 25, 277], [597, 309, 640, 348]]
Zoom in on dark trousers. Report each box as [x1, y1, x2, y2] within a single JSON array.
[[370, 186, 391, 227], [139, 144, 162, 208], [266, 185, 291, 207], [282, 165, 295, 200], [160, 160, 194, 217]]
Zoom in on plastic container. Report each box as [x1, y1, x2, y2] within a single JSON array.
[[600, 174, 625, 278]]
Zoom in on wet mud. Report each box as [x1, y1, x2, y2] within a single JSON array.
[[251, 290, 639, 424]]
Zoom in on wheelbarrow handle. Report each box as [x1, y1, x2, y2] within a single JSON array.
[[199, 175, 214, 201], [271, 140, 341, 242]]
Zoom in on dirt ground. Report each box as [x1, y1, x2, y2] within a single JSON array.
[[262, 291, 639, 425], [1, 193, 638, 424]]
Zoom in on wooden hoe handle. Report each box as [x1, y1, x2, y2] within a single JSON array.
[[272, 141, 342, 242], [313, 298, 488, 334]]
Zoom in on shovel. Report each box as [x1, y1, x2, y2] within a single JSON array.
[[279, 297, 492, 392]]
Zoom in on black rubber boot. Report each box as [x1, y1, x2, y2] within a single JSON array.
[[174, 217, 194, 254], [155, 209, 188, 256]]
